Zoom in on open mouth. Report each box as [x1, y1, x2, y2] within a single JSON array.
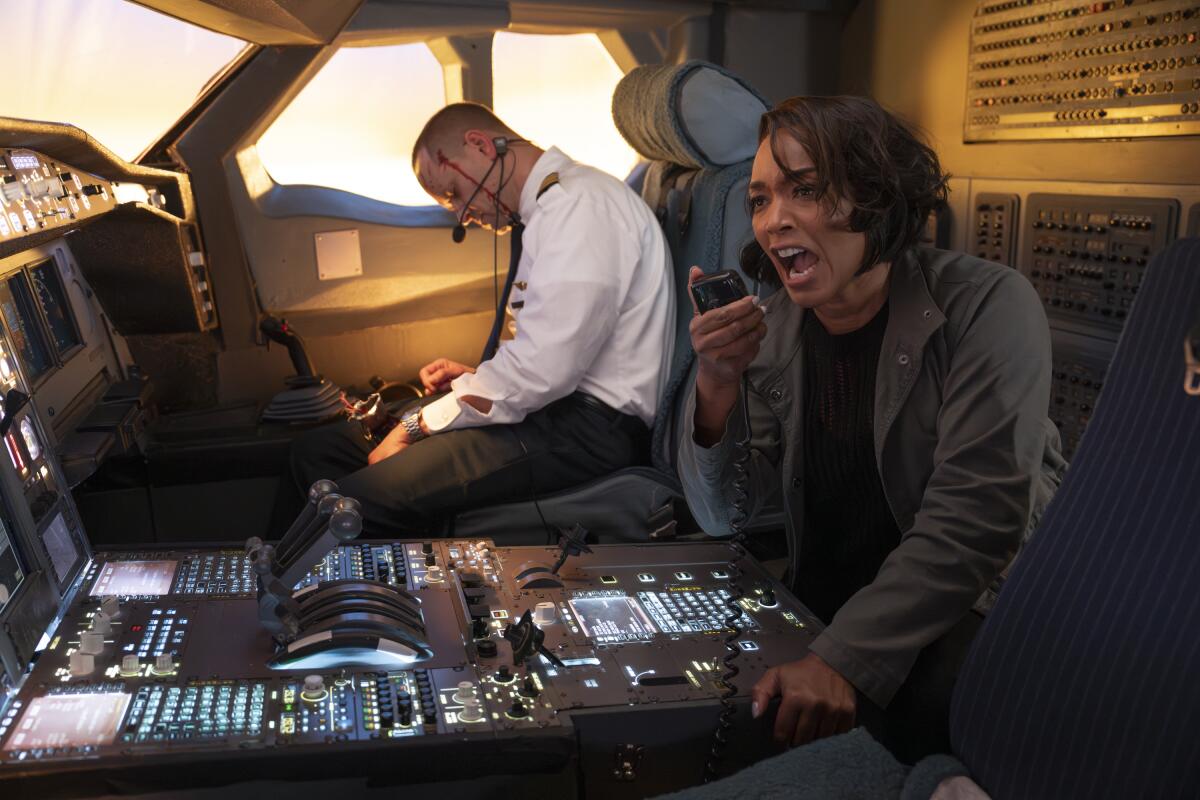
[[774, 246, 818, 282]]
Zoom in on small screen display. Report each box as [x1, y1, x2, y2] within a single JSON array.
[[3, 693, 130, 751], [90, 560, 177, 597], [30, 260, 80, 357], [568, 592, 657, 644], [42, 512, 80, 586], [5, 151, 40, 172], [0, 272, 53, 382]]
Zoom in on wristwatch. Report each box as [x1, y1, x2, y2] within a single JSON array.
[[399, 406, 428, 443]]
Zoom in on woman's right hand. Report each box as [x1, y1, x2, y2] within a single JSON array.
[[688, 267, 767, 388], [688, 267, 767, 446]]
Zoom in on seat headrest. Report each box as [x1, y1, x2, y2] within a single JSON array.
[[612, 60, 768, 170]]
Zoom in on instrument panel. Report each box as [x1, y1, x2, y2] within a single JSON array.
[[0, 540, 817, 797], [966, 0, 1200, 141], [0, 149, 115, 244]]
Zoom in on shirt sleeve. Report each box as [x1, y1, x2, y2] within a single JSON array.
[[810, 271, 1053, 709], [424, 191, 635, 431], [677, 375, 784, 536]]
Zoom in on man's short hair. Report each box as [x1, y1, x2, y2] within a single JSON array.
[[411, 102, 520, 171], [741, 96, 950, 282]]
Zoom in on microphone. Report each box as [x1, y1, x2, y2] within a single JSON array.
[[452, 220, 467, 243]]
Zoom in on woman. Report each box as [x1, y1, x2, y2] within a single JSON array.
[[679, 96, 1065, 760]]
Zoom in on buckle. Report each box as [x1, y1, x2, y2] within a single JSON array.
[[1186, 322, 1200, 397]]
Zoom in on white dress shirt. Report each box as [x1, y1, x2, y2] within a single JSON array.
[[423, 146, 675, 432]]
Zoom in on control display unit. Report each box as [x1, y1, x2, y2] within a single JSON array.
[[966, 0, 1200, 141], [567, 590, 658, 643]]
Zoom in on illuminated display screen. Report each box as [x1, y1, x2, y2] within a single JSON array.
[[0, 272, 54, 382], [19, 417, 40, 461], [6, 151, 40, 172], [4, 433, 25, 476], [30, 260, 81, 357], [2, 693, 130, 751], [0, 517, 23, 612], [568, 592, 657, 644], [42, 513, 80, 586], [90, 560, 177, 597]]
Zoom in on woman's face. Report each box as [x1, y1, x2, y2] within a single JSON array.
[[749, 134, 872, 310]]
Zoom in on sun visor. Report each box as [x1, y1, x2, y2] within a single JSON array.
[[612, 60, 768, 170]]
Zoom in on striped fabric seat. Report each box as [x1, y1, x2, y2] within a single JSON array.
[[949, 238, 1200, 799]]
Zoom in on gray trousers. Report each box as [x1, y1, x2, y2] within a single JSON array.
[[285, 393, 648, 537]]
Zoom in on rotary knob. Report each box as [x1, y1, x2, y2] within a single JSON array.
[[151, 654, 174, 675], [69, 651, 95, 677], [90, 612, 113, 635], [302, 674, 327, 702], [425, 566, 444, 583], [452, 681, 477, 704], [78, 630, 105, 655], [533, 602, 557, 626], [120, 655, 141, 676], [100, 596, 122, 619], [459, 698, 484, 723]]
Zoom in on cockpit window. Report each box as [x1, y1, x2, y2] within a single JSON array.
[[256, 44, 446, 207], [492, 33, 638, 181], [0, 0, 246, 162]]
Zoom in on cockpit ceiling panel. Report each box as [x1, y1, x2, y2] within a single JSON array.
[[131, 0, 363, 45]]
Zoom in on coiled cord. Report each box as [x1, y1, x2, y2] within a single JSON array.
[[704, 375, 753, 782]]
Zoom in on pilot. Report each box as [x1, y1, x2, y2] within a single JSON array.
[[287, 102, 674, 535], [678, 96, 1065, 760]]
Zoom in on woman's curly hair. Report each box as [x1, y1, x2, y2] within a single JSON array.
[[741, 96, 950, 283]]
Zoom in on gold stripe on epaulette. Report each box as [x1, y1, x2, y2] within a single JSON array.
[[536, 172, 560, 200]]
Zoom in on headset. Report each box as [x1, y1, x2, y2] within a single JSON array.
[[445, 136, 526, 244]]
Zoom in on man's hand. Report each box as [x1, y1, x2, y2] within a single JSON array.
[[367, 422, 411, 465], [419, 358, 475, 394], [751, 653, 856, 747]]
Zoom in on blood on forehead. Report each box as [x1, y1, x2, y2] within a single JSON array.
[[434, 148, 517, 219]]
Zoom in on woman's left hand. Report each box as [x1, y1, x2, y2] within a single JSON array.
[[751, 653, 857, 747]]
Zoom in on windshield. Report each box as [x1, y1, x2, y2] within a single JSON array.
[[0, 0, 246, 161]]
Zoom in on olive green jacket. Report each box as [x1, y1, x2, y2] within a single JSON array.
[[678, 247, 1067, 708]]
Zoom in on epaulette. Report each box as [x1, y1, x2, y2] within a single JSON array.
[[536, 172, 560, 200]]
